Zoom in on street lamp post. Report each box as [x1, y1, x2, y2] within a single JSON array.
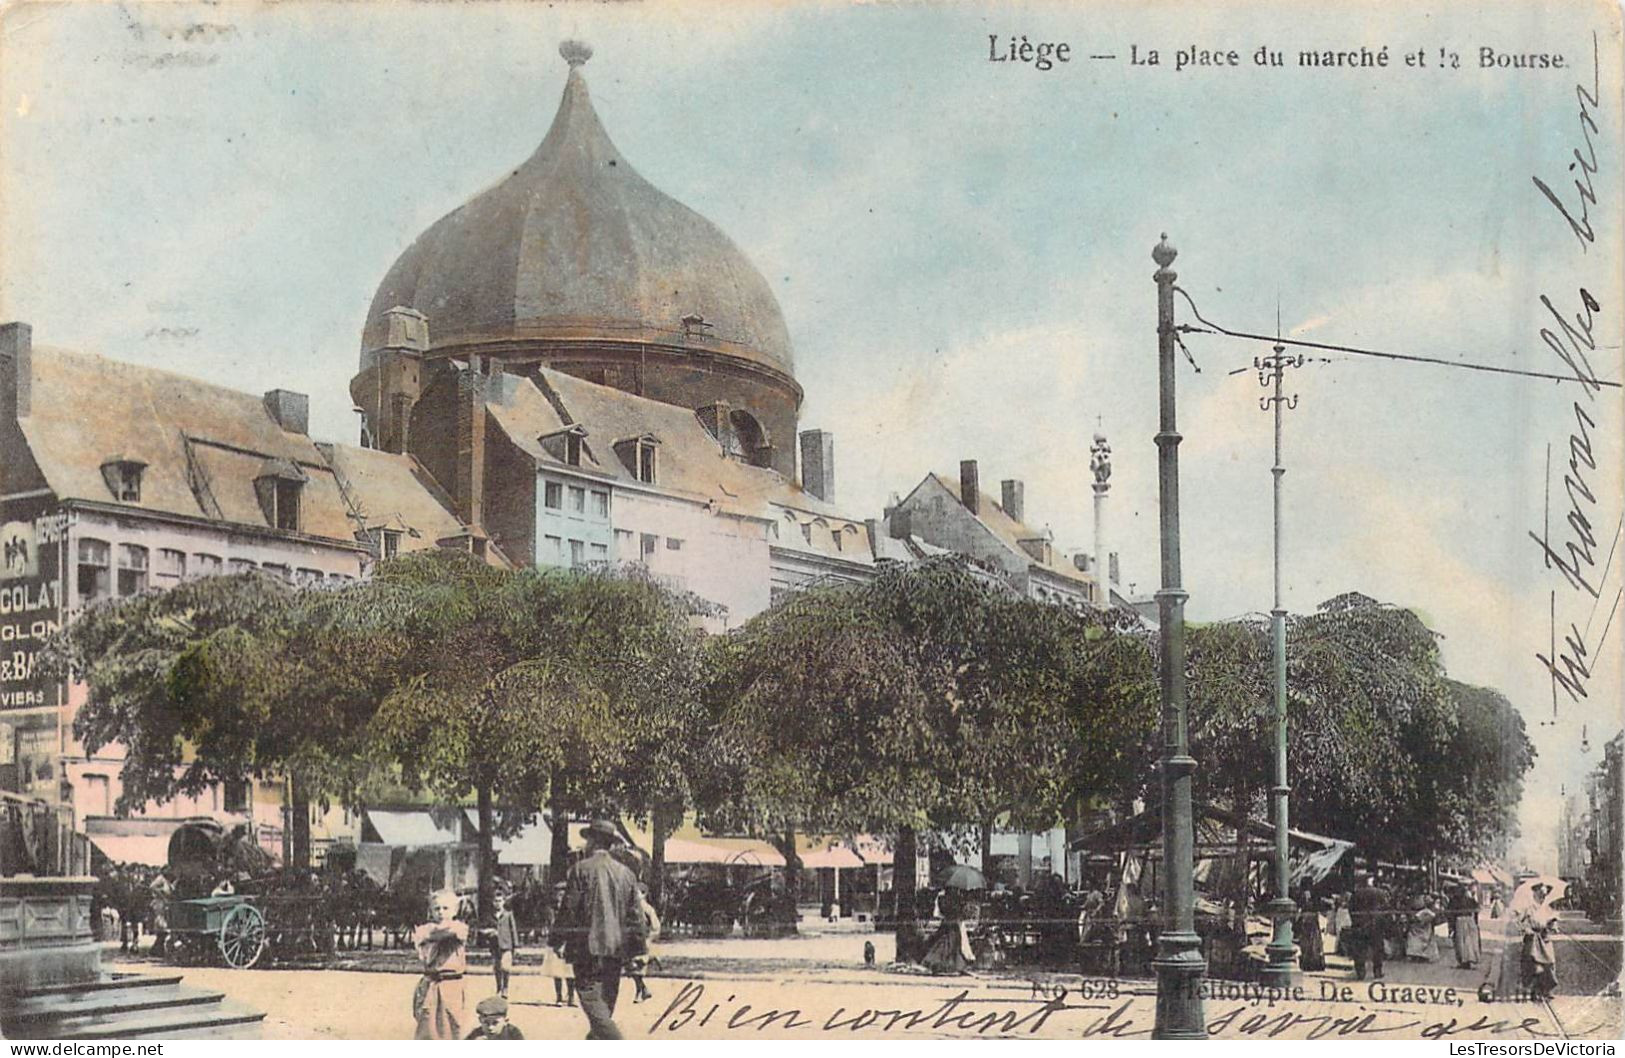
[[1259, 340, 1303, 986], [1151, 235, 1207, 1039]]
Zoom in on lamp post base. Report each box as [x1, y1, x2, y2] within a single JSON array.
[[1152, 931, 1208, 1040], [1260, 897, 1297, 986]]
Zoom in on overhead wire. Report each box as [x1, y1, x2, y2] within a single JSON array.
[[1172, 287, 1622, 390]]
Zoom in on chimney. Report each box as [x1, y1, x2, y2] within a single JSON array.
[[454, 365, 487, 528], [800, 429, 835, 502], [0, 322, 32, 419], [959, 459, 980, 514], [1001, 479, 1024, 522], [263, 389, 309, 434]]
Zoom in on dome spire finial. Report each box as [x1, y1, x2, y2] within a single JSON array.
[[559, 40, 593, 67]]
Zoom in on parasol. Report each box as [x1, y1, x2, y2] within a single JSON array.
[[935, 864, 986, 890]]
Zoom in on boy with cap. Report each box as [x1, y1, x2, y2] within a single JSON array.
[[466, 995, 524, 1040]]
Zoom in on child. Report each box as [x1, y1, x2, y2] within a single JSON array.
[[411, 889, 469, 1040], [542, 882, 576, 1007], [466, 995, 524, 1040], [482, 886, 518, 998]]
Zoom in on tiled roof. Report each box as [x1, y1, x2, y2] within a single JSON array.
[[320, 443, 467, 548], [19, 347, 357, 543], [925, 472, 1091, 587], [482, 368, 875, 564]]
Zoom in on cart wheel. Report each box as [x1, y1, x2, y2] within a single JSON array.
[[706, 911, 732, 938], [219, 904, 267, 969]]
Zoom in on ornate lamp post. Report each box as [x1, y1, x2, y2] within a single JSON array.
[[1258, 339, 1303, 985], [1151, 235, 1207, 1039]]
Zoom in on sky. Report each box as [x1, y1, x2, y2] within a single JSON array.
[[3, 0, 1621, 870]]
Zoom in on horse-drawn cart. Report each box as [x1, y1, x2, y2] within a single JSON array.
[[168, 894, 270, 969], [162, 819, 335, 969]]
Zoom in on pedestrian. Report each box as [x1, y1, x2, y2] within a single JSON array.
[[550, 819, 648, 1040], [466, 995, 525, 1040], [1508, 881, 1559, 1001], [1405, 892, 1439, 962], [1348, 870, 1389, 981], [411, 889, 470, 1040], [541, 882, 577, 1007], [627, 882, 660, 1003], [149, 869, 174, 958], [1327, 893, 1353, 954], [1446, 885, 1481, 969], [1295, 887, 1326, 972], [482, 885, 518, 998]]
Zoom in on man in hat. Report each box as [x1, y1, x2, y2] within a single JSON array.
[[550, 819, 647, 1040], [466, 995, 524, 1040], [1348, 870, 1390, 981]]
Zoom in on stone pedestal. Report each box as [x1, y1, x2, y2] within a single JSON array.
[[0, 877, 101, 993]]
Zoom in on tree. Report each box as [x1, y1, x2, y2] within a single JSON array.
[[43, 571, 383, 867], [703, 556, 1153, 940]]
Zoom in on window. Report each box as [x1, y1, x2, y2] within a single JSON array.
[[591, 491, 609, 518], [568, 486, 586, 514], [76, 539, 110, 603], [260, 563, 290, 582], [544, 482, 563, 509], [295, 568, 323, 587], [569, 539, 585, 567], [274, 479, 301, 531], [614, 436, 660, 484], [666, 537, 683, 551], [223, 780, 249, 814], [640, 533, 657, 560], [614, 529, 633, 560], [228, 558, 258, 574], [565, 433, 583, 467], [590, 543, 608, 561], [116, 544, 148, 595], [328, 571, 355, 584], [255, 460, 306, 532], [194, 553, 222, 577], [155, 549, 186, 583], [381, 529, 401, 559], [833, 529, 845, 553], [100, 459, 146, 503], [545, 535, 563, 561]]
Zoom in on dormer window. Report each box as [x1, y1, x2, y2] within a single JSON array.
[[255, 459, 307, 532], [614, 434, 660, 484], [100, 458, 147, 503], [540, 425, 588, 468]]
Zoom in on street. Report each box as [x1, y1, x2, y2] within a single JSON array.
[[105, 913, 1621, 1040]]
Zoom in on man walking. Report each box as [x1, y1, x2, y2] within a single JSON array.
[[551, 819, 647, 1040], [1348, 870, 1390, 981]]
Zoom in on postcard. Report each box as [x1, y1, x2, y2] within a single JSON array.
[[0, 0, 1620, 1044]]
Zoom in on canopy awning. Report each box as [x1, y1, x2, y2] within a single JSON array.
[[364, 808, 465, 846], [798, 841, 865, 869], [698, 837, 785, 867], [1290, 840, 1356, 888], [457, 813, 590, 865], [85, 816, 183, 867]]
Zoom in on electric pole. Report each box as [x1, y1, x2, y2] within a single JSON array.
[[1258, 331, 1303, 986]]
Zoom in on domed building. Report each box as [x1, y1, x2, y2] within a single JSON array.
[[350, 42, 883, 620], [353, 41, 798, 480]]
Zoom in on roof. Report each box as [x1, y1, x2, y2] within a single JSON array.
[[918, 473, 1092, 588], [363, 48, 793, 377], [485, 367, 875, 564], [18, 347, 358, 544], [321, 443, 467, 548]]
